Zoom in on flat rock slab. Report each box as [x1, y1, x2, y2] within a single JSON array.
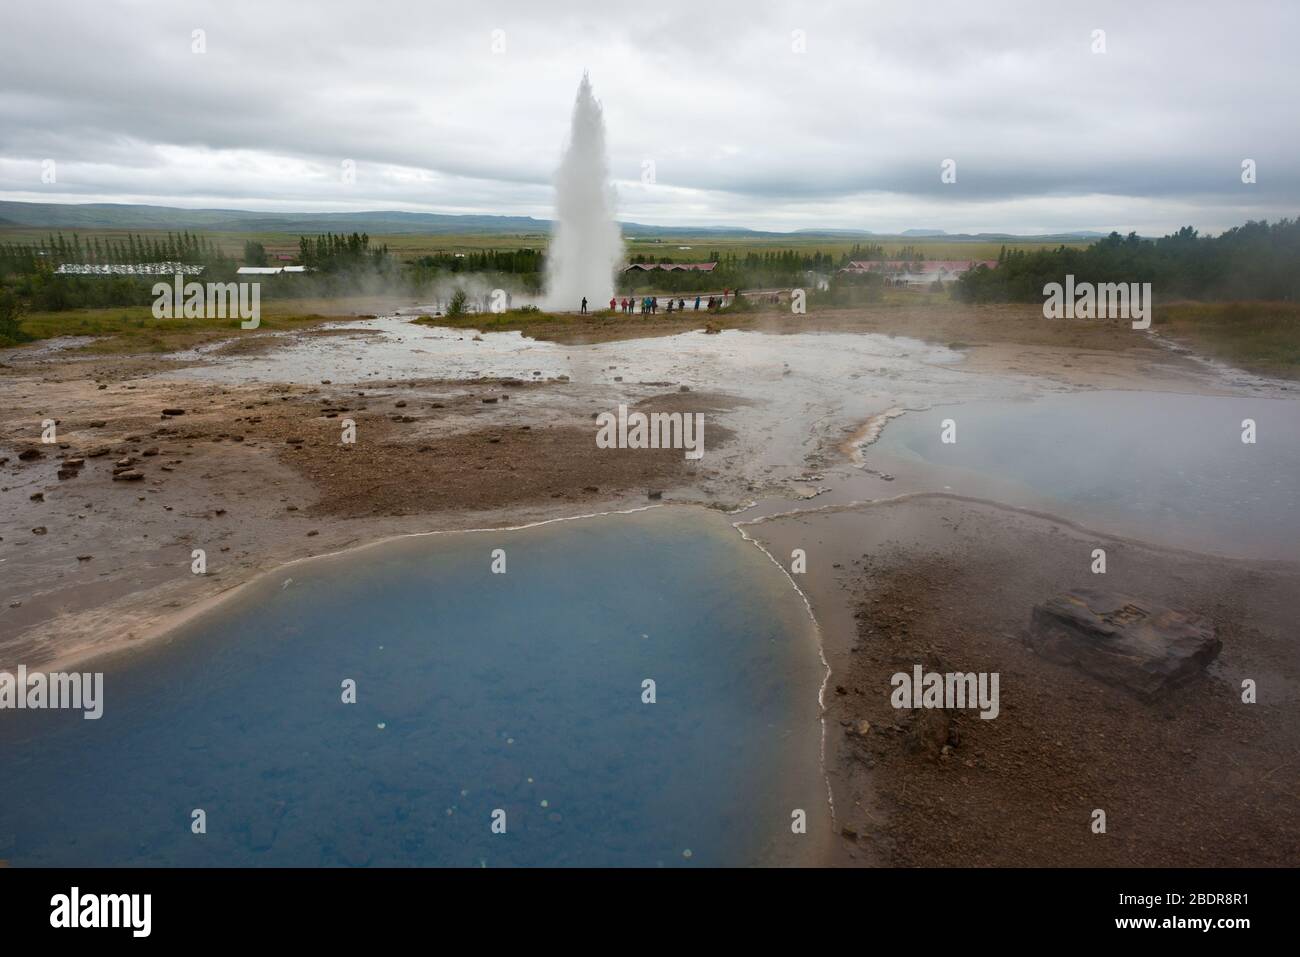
[[1028, 589, 1220, 699]]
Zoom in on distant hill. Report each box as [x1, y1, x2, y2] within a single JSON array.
[[0, 200, 1111, 241], [0, 202, 557, 234]]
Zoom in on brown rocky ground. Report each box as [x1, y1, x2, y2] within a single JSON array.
[[751, 496, 1299, 867], [0, 363, 736, 671]]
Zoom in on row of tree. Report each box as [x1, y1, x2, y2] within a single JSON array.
[[957, 220, 1300, 303], [413, 248, 543, 274], [297, 232, 392, 273], [0, 232, 228, 274]]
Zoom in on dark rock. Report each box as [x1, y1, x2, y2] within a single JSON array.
[[161, 408, 185, 416], [1028, 589, 1221, 699], [88, 420, 107, 428], [18, 449, 42, 461]]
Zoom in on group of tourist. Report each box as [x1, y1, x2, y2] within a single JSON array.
[[602, 292, 732, 315]]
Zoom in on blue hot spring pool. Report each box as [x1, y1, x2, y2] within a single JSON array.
[[0, 507, 828, 867]]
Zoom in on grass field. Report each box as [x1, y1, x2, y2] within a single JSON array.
[[1154, 301, 1300, 379], [10, 297, 388, 353]]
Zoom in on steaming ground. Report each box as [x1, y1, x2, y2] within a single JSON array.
[[0, 302, 1264, 671], [2, 301, 1295, 866]]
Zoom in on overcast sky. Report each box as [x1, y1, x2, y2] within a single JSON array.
[[1, 0, 1296, 234]]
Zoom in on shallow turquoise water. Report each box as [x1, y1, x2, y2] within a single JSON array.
[[870, 391, 1300, 559], [0, 508, 826, 866]]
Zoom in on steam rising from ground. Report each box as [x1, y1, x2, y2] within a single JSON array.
[[543, 73, 623, 311]]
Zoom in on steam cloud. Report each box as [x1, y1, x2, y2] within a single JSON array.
[[542, 73, 623, 311]]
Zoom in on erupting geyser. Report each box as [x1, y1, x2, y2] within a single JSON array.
[[543, 73, 623, 311]]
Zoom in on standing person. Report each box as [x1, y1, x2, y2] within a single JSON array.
[[581, 297, 588, 315], [694, 295, 701, 311], [609, 296, 616, 312], [667, 299, 674, 314]]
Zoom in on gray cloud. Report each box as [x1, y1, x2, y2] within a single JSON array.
[[1, 0, 1296, 233]]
